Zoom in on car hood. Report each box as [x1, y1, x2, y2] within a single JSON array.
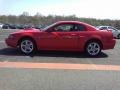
[[12, 28, 43, 34]]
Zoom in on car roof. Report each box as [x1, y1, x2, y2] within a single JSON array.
[[56, 21, 95, 27], [54, 21, 96, 30], [56, 21, 87, 24]]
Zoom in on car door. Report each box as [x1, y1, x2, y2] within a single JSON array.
[[38, 23, 79, 50], [52, 23, 79, 50], [56, 23, 87, 51]]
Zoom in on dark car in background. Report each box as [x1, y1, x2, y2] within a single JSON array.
[[2, 24, 25, 29], [1, 23, 47, 30], [2, 24, 11, 29], [2, 24, 17, 29]]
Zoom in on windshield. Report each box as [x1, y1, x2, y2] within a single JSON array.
[[42, 22, 57, 31]]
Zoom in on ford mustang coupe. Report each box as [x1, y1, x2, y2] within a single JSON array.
[[5, 21, 116, 56]]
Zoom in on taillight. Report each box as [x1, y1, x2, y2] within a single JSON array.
[[109, 32, 114, 39]]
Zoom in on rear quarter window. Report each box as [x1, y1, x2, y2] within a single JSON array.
[[74, 24, 86, 31]]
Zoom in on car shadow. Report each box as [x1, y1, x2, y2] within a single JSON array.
[[0, 48, 108, 58]]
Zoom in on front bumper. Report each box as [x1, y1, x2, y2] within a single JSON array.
[[5, 38, 18, 48]]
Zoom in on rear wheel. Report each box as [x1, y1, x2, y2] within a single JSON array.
[[19, 38, 36, 54], [85, 41, 101, 56]]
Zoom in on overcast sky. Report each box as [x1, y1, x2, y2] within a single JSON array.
[[0, 0, 120, 19]]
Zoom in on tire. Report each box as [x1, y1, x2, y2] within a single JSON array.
[[85, 41, 101, 56], [117, 34, 120, 39], [19, 38, 36, 54]]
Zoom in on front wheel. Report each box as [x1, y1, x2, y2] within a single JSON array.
[[19, 39, 36, 54], [85, 41, 101, 56]]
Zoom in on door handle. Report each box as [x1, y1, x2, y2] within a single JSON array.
[[62, 36, 72, 39]]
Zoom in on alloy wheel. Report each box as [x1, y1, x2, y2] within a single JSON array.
[[20, 39, 34, 54], [86, 42, 101, 56]]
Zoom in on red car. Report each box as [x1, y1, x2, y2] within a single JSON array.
[[5, 21, 116, 56]]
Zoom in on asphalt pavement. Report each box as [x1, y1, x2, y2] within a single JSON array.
[[0, 30, 120, 90], [0, 68, 120, 90]]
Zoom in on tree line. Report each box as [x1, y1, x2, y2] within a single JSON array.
[[0, 12, 120, 29]]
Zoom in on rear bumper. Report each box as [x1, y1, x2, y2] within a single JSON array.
[[103, 39, 116, 50]]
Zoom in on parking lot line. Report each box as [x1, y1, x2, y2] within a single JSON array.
[[0, 62, 120, 71]]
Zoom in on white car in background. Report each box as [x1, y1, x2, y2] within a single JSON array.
[[96, 26, 120, 39], [0, 23, 3, 29]]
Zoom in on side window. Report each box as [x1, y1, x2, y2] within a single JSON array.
[[54, 24, 74, 32], [74, 24, 86, 31]]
